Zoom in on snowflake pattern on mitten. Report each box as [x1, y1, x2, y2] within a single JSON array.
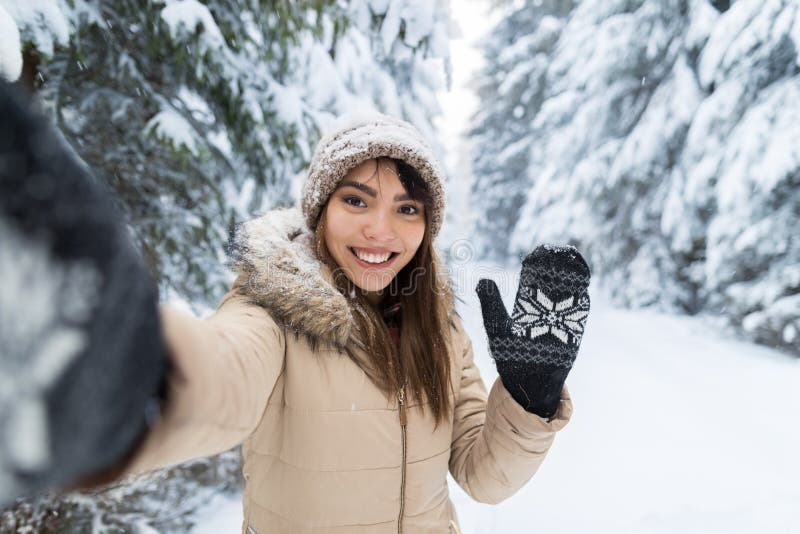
[[476, 244, 591, 418], [511, 287, 590, 345]]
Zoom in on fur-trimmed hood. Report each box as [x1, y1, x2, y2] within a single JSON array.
[[228, 207, 355, 350]]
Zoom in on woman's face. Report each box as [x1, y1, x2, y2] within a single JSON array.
[[323, 159, 426, 303]]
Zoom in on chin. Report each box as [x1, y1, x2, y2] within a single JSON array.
[[350, 273, 395, 294]]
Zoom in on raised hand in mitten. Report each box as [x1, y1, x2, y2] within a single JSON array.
[[0, 81, 168, 505], [476, 245, 590, 419]]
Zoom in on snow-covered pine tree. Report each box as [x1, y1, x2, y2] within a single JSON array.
[[468, 0, 577, 261], [1, 0, 452, 530], [470, 0, 799, 355], [665, 0, 800, 353], [1, 0, 451, 310]]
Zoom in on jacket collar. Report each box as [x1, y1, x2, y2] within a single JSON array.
[[229, 207, 355, 350]]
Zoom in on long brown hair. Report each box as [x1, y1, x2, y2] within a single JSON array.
[[315, 158, 454, 425]]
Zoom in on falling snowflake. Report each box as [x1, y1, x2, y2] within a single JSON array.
[[511, 287, 589, 345]]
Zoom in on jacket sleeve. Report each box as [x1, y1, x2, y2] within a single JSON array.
[[448, 317, 573, 504], [122, 283, 285, 476]]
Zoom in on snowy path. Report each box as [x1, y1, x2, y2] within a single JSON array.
[[451, 284, 800, 534], [192, 273, 800, 533]]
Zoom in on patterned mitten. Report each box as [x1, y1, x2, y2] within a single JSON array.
[[476, 245, 590, 419], [0, 82, 168, 505]]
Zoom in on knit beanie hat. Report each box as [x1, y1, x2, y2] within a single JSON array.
[[301, 111, 447, 238]]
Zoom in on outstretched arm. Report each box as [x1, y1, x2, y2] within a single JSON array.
[[122, 284, 285, 476], [0, 80, 168, 504], [0, 80, 285, 504]]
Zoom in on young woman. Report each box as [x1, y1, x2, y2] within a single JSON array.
[[119, 113, 590, 533], [0, 88, 589, 533]]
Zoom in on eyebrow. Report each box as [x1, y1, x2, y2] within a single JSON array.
[[339, 181, 416, 202]]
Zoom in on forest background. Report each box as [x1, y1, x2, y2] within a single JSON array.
[[1, 0, 798, 530]]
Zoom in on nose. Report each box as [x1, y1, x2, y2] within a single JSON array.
[[363, 209, 396, 242]]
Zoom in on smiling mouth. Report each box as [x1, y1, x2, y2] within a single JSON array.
[[349, 247, 399, 267]]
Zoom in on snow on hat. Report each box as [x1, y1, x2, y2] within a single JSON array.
[[301, 111, 446, 238]]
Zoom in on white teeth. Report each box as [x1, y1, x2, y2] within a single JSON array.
[[353, 248, 392, 264]]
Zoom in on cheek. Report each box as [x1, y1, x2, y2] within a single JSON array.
[[404, 222, 426, 255], [323, 208, 351, 249]]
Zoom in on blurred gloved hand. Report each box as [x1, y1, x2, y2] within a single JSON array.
[[0, 81, 168, 506], [476, 245, 590, 419]]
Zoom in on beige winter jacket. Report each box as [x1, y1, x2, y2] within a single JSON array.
[[124, 208, 573, 533]]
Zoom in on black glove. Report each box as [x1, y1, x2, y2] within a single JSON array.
[[476, 245, 590, 419], [0, 81, 168, 506]]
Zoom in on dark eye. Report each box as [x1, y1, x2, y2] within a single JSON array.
[[343, 195, 366, 208], [398, 204, 419, 215]]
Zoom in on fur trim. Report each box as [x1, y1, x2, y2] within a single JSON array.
[[228, 207, 354, 349], [228, 206, 456, 350]]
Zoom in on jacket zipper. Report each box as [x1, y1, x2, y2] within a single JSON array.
[[397, 385, 408, 534]]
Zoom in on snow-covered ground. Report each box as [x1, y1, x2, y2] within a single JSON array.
[[191, 264, 800, 533]]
